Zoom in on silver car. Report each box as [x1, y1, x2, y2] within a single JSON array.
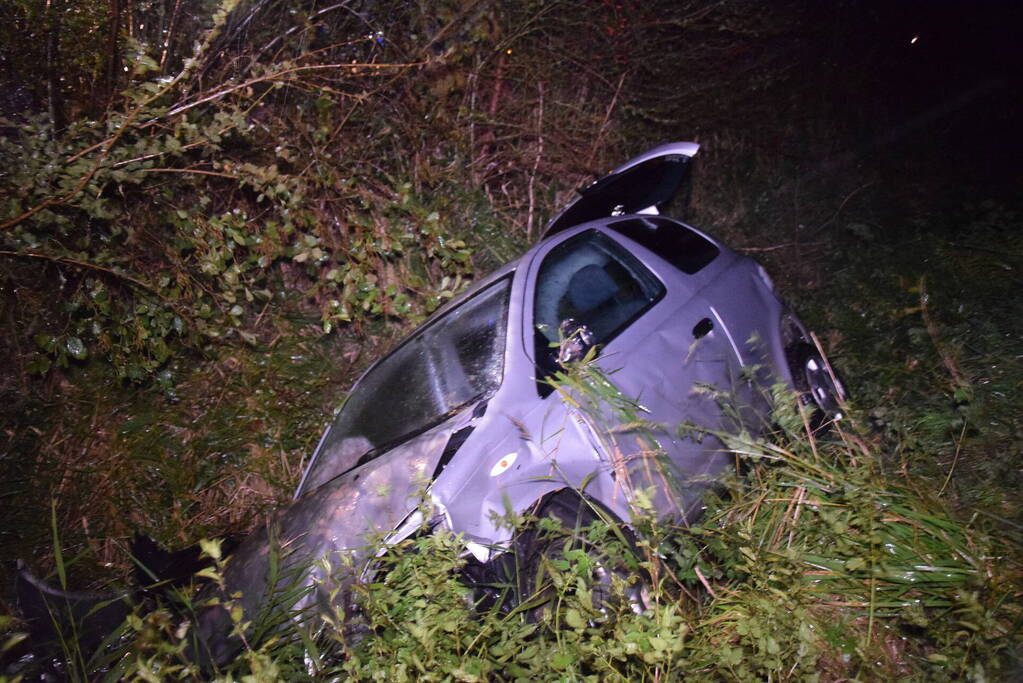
[[193, 141, 846, 662]]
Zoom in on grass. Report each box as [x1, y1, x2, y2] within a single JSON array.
[[3, 20, 1022, 678], [801, 200, 1023, 520], [6, 185, 1023, 680], [6, 151, 1023, 679], [12, 430, 1021, 680], [2, 1, 1021, 678], [5, 339, 1022, 680]]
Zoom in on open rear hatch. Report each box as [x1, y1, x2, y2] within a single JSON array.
[[542, 141, 699, 239]]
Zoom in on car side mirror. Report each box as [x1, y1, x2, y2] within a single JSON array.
[[557, 318, 595, 365]]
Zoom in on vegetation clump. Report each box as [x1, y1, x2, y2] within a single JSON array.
[[2, 0, 1022, 679]]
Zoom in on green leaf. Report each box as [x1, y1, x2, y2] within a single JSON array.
[[199, 538, 223, 561], [844, 557, 866, 571], [65, 336, 88, 360], [26, 355, 52, 374], [564, 608, 586, 630], [51, 500, 66, 589], [550, 652, 574, 670]]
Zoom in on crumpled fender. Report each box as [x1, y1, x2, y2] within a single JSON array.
[[192, 409, 468, 666]]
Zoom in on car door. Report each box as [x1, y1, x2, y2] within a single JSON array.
[[525, 227, 742, 524]]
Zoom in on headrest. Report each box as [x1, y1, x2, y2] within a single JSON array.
[[567, 264, 617, 312]]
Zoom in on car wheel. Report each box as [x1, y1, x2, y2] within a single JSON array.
[[789, 342, 848, 429], [514, 493, 648, 623]]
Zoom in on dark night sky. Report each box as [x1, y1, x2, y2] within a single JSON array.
[[833, 1, 1023, 192]]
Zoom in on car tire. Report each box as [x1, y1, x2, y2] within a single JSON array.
[[788, 342, 848, 430], [514, 492, 648, 623]]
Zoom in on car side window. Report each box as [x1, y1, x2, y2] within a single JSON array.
[[609, 216, 718, 274], [533, 230, 664, 387], [299, 277, 511, 493]]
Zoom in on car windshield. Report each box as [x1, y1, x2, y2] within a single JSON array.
[[300, 277, 512, 492]]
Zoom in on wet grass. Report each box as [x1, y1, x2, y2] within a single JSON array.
[[800, 200, 1023, 524], [6, 358, 1020, 680]]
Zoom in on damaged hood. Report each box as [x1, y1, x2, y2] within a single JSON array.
[[193, 405, 477, 664]]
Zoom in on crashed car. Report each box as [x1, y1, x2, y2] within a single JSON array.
[[190, 141, 846, 662], [17, 143, 846, 665]]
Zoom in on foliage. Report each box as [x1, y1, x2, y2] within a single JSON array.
[[3, 0, 1023, 680], [0, 0, 817, 385], [0, 316, 372, 591], [1, 0, 477, 380], [0, 0, 681, 597], [799, 199, 1023, 519], [6, 371, 1020, 680]]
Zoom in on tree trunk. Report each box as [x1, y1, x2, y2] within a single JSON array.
[[102, 0, 123, 112], [43, 0, 65, 130]]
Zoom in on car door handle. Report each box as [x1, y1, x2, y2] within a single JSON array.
[[692, 317, 713, 339]]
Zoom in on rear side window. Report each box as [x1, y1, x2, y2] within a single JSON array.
[[609, 216, 718, 274], [533, 230, 664, 386], [300, 277, 511, 492]]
